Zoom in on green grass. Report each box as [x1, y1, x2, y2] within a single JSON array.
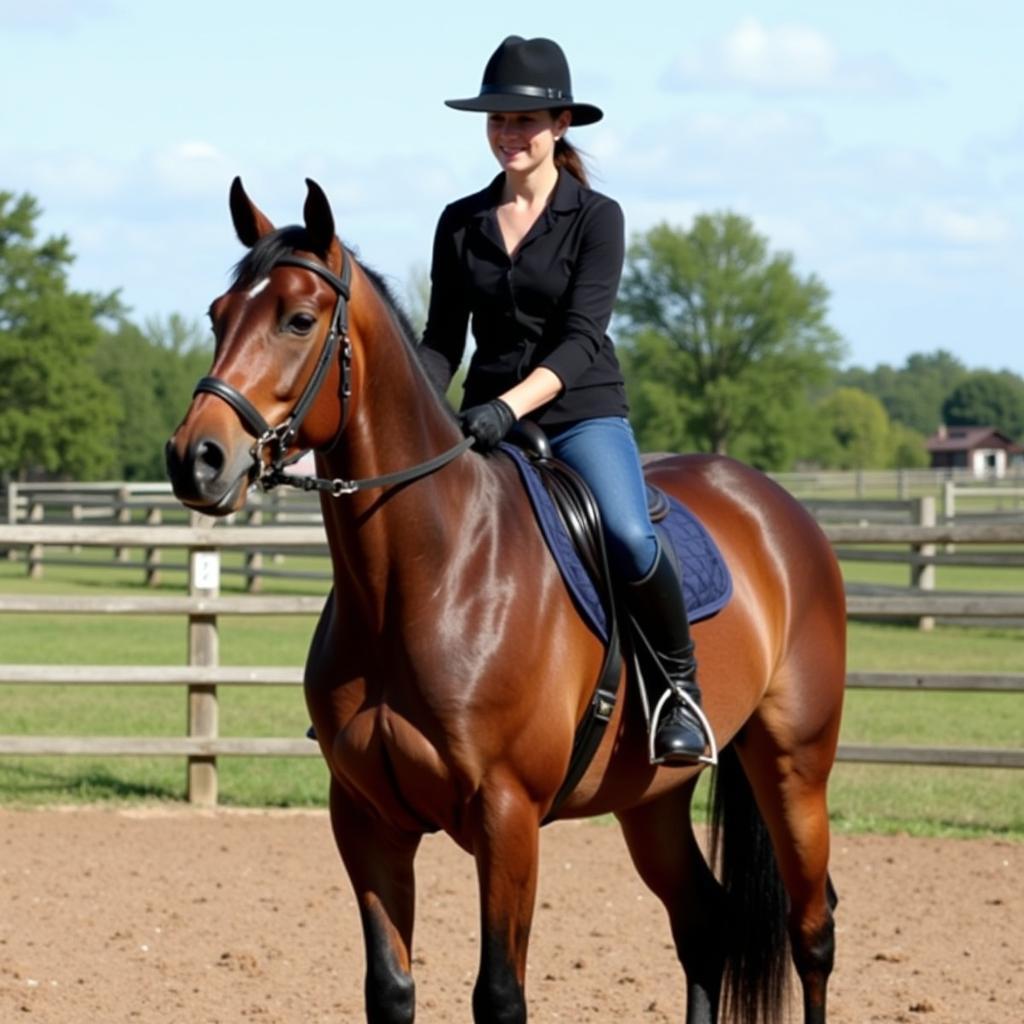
[[0, 554, 1021, 836], [0, 552, 328, 806]]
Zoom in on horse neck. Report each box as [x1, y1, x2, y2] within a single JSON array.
[[316, 266, 492, 624]]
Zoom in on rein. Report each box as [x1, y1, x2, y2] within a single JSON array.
[[193, 248, 472, 497]]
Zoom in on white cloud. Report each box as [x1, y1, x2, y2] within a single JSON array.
[[920, 206, 1014, 246], [605, 108, 828, 199], [663, 17, 918, 96], [22, 152, 128, 201], [598, 99, 1024, 330], [152, 141, 236, 198], [0, 0, 113, 31]]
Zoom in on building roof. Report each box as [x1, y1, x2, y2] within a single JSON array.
[[925, 425, 1021, 453]]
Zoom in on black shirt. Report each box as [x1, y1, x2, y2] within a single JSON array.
[[419, 168, 629, 426]]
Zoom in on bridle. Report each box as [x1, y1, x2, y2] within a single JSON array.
[[192, 248, 472, 497]]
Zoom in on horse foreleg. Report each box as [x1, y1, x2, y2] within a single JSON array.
[[470, 783, 540, 1024], [616, 781, 727, 1024], [330, 779, 421, 1024]]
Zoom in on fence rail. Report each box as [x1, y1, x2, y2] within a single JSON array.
[[1, 520, 1021, 804], [8, 478, 1024, 589]]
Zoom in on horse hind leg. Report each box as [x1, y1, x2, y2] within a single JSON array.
[[616, 781, 728, 1024], [735, 664, 843, 1024]]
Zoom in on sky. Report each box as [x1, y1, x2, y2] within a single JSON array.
[[2, 0, 1023, 374]]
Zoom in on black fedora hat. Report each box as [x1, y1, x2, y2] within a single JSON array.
[[445, 36, 603, 126]]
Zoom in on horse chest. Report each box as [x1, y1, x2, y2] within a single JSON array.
[[330, 699, 469, 830]]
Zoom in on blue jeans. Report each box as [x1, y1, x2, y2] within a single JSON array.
[[548, 417, 659, 582]]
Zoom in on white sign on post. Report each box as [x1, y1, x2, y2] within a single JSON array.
[[192, 550, 220, 592]]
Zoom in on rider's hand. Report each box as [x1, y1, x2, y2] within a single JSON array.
[[459, 399, 517, 452]]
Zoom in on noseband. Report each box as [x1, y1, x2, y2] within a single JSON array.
[[193, 248, 471, 497]]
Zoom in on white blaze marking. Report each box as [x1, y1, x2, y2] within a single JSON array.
[[247, 277, 270, 298]]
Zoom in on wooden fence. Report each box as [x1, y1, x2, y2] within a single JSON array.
[[3, 482, 324, 588], [770, 465, 1024, 499], [0, 524, 324, 806], [7, 479, 1023, 601], [0, 521, 1022, 805]]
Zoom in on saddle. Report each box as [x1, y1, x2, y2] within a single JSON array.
[[502, 423, 732, 819]]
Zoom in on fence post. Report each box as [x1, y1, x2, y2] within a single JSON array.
[[912, 496, 936, 632], [70, 502, 83, 554], [114, 486, 131, 562], [245, 506, 263, 593], [27, 500, 44, 579], [943, 479, 956, 555], [271, 491, 285, 564], [187, 517, 220, 807], [3, 483, 17, 561], [897, 469, 909, 500], [145, 506, 162, 587]]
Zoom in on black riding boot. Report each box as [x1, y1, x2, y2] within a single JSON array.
[[625, 541, 708, 764]]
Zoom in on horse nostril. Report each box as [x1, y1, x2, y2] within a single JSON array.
[[193, 438, 227, 483]]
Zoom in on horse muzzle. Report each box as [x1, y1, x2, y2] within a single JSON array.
[[165, 433, 254, 515]]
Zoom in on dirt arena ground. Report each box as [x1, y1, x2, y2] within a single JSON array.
[[1, 808, 1020, 1023]]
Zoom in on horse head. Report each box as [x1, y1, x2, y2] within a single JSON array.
[[166, 177, 354, 514]]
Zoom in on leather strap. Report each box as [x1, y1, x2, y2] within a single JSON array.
[[534, 455, 623, 823], [481, 83, 571, 101], [192, 245, 473, 499], [266, 436, 474, 496], [193, 376, 273, 439]]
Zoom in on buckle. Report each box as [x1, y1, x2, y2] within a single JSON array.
[[592, 689, 616, 722], [330, 478, 358, 497]]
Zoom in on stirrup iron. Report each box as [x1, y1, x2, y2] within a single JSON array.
[[647, 687, 718, 767]]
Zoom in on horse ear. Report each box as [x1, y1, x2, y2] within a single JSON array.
[[303, 178, 339, 265], [229, 176, 275, 248]]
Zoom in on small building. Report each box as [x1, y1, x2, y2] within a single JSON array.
[[925, 425, 1022, 478]]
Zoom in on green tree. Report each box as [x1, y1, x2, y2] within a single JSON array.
[[941, 371, 1024, 439], [617, 214, 843, 467], [886, 421, 929, 468], [838, 350, 968, 436], [0, 191, 122, 480], [804, 387, 892, 469], [92, 314, 212, 479]]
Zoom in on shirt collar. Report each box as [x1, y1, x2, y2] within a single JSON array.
[[474, 168, 585, 218], [549, 168, 585, 214]]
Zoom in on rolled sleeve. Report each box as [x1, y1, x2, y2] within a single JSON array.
[[538, 198, 624, 388]]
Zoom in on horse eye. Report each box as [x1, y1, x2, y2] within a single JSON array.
[[287, 312, 317, 335]]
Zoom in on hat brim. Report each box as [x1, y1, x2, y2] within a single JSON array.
[[444, 94, 603, 126]]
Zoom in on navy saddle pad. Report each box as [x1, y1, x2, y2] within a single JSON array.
[[500, 445, 733, 643]]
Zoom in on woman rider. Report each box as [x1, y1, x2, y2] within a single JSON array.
[[417, 35, 708, 763]]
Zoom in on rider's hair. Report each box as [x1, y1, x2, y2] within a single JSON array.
[[551, 116, 590, 187]]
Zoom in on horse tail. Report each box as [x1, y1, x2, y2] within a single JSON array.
[[708, 744, 789, 1024]]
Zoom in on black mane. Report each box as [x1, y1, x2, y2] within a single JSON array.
[[230, 226, 311, 289], [230, 227, 418, 346], [360, 264, 419, 348]]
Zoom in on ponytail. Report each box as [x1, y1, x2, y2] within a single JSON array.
[[554, 136, 590, 187]]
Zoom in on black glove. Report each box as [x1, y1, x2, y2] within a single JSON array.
[[459, 399, 517, 452]]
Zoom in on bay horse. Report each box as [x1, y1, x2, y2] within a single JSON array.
[[165, 178, 846, 1024]]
